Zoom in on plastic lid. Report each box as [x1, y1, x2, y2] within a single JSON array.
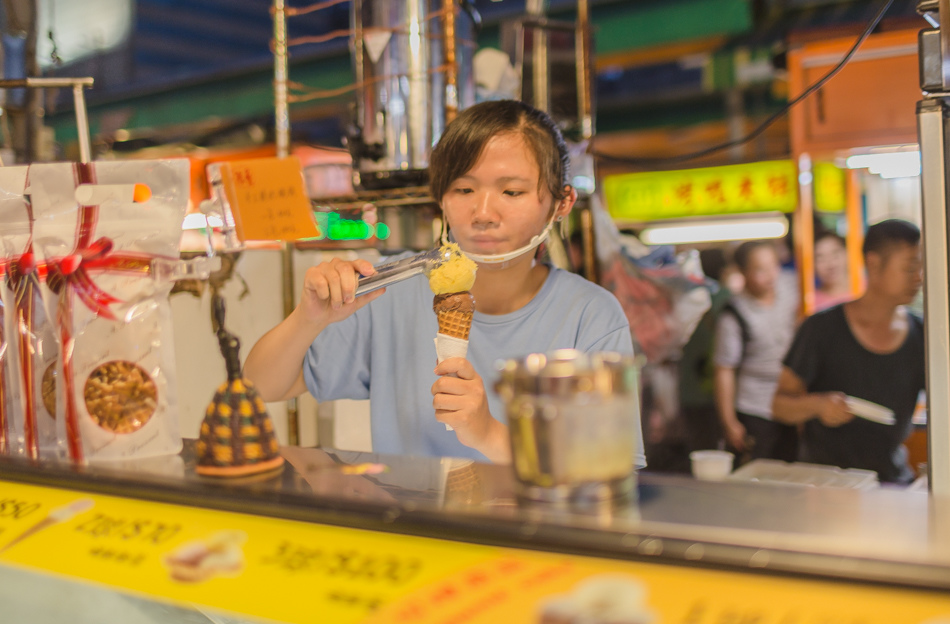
[[493, 349, 638, 399]]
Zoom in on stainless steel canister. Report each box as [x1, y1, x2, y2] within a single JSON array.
[[494, 350, 640, 504], [349, 0, 476, 189]]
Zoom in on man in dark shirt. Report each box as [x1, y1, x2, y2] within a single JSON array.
[[772, 219, 924, 484]]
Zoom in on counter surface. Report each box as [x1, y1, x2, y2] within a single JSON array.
[[1, 442, 948, 591]]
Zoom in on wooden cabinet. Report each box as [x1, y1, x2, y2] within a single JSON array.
[[789, 30, 921, 157]]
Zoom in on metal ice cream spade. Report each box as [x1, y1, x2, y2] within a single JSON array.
[[355, 247, 452, 296]]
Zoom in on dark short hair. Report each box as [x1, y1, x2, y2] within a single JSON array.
[[862, 219, 920, 259], [733, 240, 776, 272], [428, 100, 570, 204], [699, 248, 727, 281], [815, 230, 846, 248]]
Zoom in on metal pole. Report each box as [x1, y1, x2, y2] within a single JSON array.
[[917, 98, 950, 495], [576, 0, 592, 140], [274, 0, 290, 159], [532, 26, 549, 114], [794, 153, 816, 316], [273, 0, 299, 445], [580, 203, 597, 283], [442, 0, 458, 124], [72, 84, 91, 164], [0, 78, 94, 163], [844, 168, 865, 296]]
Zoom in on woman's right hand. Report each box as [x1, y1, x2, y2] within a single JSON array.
[[299, 257, 385, 326], [724, 420, 747, 452], [816, 392, 854, 427]]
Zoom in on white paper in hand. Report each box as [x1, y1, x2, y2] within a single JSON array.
[[435, 334, 469, 362], [845, 396, 896, 425], [434, 334, 470, 431]]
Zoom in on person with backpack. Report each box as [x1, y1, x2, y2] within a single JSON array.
[[713, 240, 799, 464]]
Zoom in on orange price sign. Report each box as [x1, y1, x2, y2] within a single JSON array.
[[216, 156, 320, 242]]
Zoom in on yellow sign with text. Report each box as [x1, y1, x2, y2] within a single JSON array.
[[814, 161, 847, 213], [0, 480, 948, 624], [605, 160, 798, 222], [217, 156, 321, 241]]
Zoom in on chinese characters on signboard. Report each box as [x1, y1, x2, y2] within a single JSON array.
[[218, 157, 321, 241], [604, 160, 798, 222]]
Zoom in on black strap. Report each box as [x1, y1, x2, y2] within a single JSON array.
[[721, 301, 751, 368]]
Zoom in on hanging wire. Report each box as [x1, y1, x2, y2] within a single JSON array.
[[286, 27, 354, 47], [287, 64, 450, 103], [285, 0, 349, 17], [590, 0, 896, 167], [284, 7, 450, 48]]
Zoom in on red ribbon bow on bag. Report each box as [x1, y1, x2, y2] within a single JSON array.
[[45, 235, 124, 322]]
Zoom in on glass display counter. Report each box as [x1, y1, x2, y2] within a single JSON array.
[[1, 442, 949, 624]]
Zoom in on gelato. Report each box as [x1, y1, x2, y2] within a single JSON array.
[[433, 292, 476, 340], [427, 242, 477, 294], [429, 245, 477, 432]]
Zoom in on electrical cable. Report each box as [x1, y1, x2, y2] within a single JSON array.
[[591, 0, 896, 167], [287, 64, 451, 103], [285, 0, 349, 18]]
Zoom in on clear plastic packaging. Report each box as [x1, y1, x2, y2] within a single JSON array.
[[0, 262, 17, 455], [24, 159, 190, 462], [728, 459, 879, 490], [0, 167, 63, 460]]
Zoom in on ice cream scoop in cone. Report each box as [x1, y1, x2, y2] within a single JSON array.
[[434, 291, 475, 340], [428, 244, 477, 433], [433, 292, 475, 432]]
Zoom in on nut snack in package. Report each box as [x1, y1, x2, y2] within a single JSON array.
[[25, 159, 190, 462], [0, 167, 64, 460]]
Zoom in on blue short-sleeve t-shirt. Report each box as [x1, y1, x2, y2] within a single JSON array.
[[303, 265, 644, 465]]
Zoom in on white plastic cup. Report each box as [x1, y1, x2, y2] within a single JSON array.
[[690, 450, 734, 481]]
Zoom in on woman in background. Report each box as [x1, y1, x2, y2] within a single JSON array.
[[814, 231, 853, 311]]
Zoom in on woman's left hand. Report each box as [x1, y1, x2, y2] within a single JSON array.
[[432, 358, 510, 463]]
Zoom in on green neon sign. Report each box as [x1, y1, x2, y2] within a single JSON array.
[[309, 211, 391, 241]]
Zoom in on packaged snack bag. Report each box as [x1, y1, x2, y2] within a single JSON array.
[[0, 167, 62, 460], [0, 260, 17, 456], [28, 159, 189, 462]]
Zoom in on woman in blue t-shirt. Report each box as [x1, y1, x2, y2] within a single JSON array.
[[244, 100, 642, 465]]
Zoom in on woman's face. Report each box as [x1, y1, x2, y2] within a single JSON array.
[[440, 132, 567, 264], [814, 236, 848, 288]]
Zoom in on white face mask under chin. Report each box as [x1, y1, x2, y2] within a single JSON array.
[[440, 218, 556, 265]]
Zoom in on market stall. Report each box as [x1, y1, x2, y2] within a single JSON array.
[[1, 1, 949, 622]]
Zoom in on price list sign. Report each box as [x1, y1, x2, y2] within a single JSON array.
[[0, 479, 949, 624], [217, 156, 321, 242]]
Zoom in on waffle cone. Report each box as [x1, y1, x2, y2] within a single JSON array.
[[436, 308, 474, 340], [433, 291, 475, 340]]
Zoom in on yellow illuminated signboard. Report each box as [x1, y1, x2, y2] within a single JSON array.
[[813, 161, 847, 213], [2, 479, 950, 623], [604, 160, 798, 222]]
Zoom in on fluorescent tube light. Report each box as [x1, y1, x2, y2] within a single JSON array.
[[640, 216, 789, 246], [845, 150, 920, 178]]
